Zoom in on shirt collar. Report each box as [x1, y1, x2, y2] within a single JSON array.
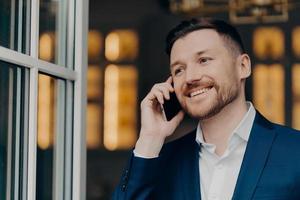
[[196, 101, 256, 146]]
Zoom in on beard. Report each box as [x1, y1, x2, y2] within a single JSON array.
[[182, 82, 240, 120]]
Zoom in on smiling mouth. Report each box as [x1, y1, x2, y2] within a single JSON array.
[[189, 86, 213, 97]]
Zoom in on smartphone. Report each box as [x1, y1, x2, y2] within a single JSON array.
[[162, 92, 182, 121]]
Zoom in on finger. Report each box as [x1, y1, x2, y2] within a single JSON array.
[[153, 83, 173, 100], [152, 90, 164, 105], [165, 77, 174, 92], [145, 81, 174, 104], [166, 76, 173, 84], [141, 94, 163, 115], [153, 99, 164, 114], [145, 85, 162, 101], [161, 83, 174, 93], [156, 85, 171, 100]]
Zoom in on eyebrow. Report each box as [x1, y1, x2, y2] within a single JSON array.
[[170, 61, 184, 69], [170, 49, 210, 69]]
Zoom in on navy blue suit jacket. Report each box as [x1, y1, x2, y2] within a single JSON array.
[[113, 112, 300, 200]]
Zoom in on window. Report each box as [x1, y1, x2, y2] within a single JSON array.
[[0, 0, 87, 199], [86, 29, 139, 150], [292, 27, 300, 130], [253, 64, 285, 124], [252, 27, 285, 124], [0, 61, 28, 200], [252, 25, 300, 129], [292, 65, 300, 130]]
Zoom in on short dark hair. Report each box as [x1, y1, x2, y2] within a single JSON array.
[[165, 18, 245, 56]]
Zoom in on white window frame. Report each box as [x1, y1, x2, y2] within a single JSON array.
[[0, 0, 88, 199]]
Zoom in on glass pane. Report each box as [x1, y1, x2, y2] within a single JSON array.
[[103, 64, 138, 150], [292, 64, 300, 130], [292, 27, 300, 58], [105, 29, 138, 62], [36, 74, 67, 199], [86, 65, 103, 149], [253, 64, 285, 125], [39, 0, 68, 66], [0, 61, 27, 199], [253, 27, 284, 60], [0, 0, 30, 53]]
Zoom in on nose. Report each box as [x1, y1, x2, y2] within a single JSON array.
[[185, 64, 202, 85]]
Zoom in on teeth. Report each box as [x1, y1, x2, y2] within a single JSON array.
[[190, 87, 211, 97]]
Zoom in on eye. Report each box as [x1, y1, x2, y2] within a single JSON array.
[[173, 67, 184, 76], [198, 57, 212, 64]]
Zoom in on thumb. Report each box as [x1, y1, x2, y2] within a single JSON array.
[[169, 110, 185, 127]]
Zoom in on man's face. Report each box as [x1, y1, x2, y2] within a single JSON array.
[[170, 29, 243, 120]]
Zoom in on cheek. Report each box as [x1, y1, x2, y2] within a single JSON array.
[[225, 71, 240, 87], [172, 77, 183, 91], [216, 66, 239, 84], [216, 73, 240, 98], [173, 80, 185, 102], [174, 86, 182, 99]]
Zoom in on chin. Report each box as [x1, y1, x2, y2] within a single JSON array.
[[185, 101, 224, 120], [187, 108, 219, 120]]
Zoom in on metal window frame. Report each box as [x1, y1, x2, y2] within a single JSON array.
[[72, 0, 88, 199], [5, 68, 14, 200], [54, 79, 66, 200], [13, 67, 22, 200], [0, 0, 88, 199]]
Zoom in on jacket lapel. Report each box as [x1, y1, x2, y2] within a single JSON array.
[[179, 131, 201, 200], [232, 112, 277, 200]]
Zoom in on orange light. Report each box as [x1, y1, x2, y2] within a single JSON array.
[[39, 32, 55, 62], [104, 64, 119, 150], [105, 30, 138, 62], [87, 65, 102, 100], [292, 27, 300, 58], [86, 104, 102, 149], [253, 64, 285, 124], [103, 65, 137, 150], [88, 30, 103, 61], [37, 74, 55, 149], [292, 64, 300, 130], [253, 27, 284, 60]]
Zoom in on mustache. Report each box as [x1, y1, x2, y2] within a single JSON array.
[[184, 79, 215, 90], [182, 80, 216, 96]]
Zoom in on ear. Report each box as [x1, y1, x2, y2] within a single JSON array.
[[238, 54, 251, 80]]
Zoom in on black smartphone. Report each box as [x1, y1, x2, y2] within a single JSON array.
[[162, 92, 182, 121]]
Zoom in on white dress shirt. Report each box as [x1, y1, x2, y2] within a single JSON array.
[[196, 102, 256, 200]]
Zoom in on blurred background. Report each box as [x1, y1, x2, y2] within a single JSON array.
[[85, 0, 300, 199], [2, 0, 299, 199]]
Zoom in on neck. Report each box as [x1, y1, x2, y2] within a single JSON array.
[[200, 96, 248, 156]]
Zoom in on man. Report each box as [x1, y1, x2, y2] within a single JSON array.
[[112, 18, 300, 200]]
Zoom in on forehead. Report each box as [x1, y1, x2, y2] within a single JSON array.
[[170, 29, 226, 61]]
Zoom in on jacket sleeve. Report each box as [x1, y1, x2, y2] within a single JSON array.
[[112, 152, 163, 200]]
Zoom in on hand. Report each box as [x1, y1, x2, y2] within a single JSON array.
[[134, 77, 185, 158]]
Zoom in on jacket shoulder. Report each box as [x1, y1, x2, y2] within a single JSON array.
[[269, 122, 300, 157], [273, 123, 300, 139]]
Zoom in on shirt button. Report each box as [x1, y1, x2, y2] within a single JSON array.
[[121, 184, 126, 191]]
